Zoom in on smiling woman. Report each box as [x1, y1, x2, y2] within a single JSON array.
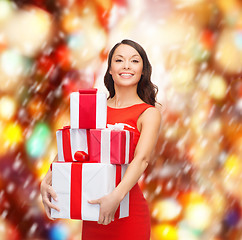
[[81, 40, 161, 240], [40, 39, 161, 240]]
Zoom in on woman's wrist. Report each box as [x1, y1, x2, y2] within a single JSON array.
[[112, 187, 126, 202]]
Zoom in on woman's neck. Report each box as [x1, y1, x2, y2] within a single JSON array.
[[108, 85, 143, 108]]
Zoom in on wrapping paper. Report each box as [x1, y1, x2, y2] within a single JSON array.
[[51, 162, 129, 221], [70, 89, 107, 129], [56, 126, 88, 162], [88, 127, 135, 164]]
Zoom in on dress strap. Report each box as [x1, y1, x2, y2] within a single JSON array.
[[132, 103, 155, 120]]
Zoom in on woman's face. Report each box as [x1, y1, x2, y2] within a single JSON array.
[[109, 44, 143, 88]]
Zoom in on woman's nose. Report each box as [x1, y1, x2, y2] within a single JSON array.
[[123, 60, 130, 69]]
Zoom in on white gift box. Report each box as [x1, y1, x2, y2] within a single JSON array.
[[56, 127, 88, 162], [70, 89, 107, 129], [51, 162, 129, 221]]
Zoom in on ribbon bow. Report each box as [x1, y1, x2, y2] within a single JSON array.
[[57, 125, 70, 131], [107, 123, 135, 130], [74, 151, 89, 162]]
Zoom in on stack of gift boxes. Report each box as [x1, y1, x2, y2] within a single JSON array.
[[51, 89, 135, 221]]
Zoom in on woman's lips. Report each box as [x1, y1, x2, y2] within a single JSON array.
[[119, 73, 134, 78]]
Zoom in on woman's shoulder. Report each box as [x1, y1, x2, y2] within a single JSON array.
[[137, 105, 161, 135], [140, 105, 161, 124]]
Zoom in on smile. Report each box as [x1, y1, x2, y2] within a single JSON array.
[[119, 73, 134, 78]]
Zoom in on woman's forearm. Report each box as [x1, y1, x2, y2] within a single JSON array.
[[112, 108, 161, 202], [113, 156, 149, 201]]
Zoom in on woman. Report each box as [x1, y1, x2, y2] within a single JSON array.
[[41, 39, 161, 240]]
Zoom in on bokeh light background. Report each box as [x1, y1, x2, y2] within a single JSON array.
[[0, 0, 241, 239]]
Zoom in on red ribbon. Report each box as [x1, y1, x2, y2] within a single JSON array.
[[79, 88, 97, 94], [111, 131, 126, 164], [129, 131, 135, 163], [114, 165, 121, 219], [69, 163, 122, 220], [62, 128, 73, 162], [70, 163, 83, 219], [89, 130, 101, 162], [78, 89, 97, 129]]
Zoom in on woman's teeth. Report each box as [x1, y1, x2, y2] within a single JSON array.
[[120, 73, 133, 77]]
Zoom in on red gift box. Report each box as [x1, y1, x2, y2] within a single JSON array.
[[88, 125, 136, 164], [70, 88, 107, 129]]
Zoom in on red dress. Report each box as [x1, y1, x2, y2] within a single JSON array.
[[82, 103, 154, 240]]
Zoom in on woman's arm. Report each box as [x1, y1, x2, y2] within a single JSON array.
[[40, 154, 60, 220], [89, 107, 161, 225]]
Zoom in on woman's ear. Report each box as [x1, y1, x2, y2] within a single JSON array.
[[109, 69, 112, 75]]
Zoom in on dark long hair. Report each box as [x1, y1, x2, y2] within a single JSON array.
[[104, 39, 158, 106]]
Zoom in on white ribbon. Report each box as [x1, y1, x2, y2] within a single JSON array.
[[101, 130, 111, 164]]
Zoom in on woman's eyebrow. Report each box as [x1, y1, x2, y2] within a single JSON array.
[[114, 54, 140, 58]]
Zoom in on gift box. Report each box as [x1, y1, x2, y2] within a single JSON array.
[[51, 162, 129, 221], [88, 124, 136, 165], [70, 88, 107, 129], [56, 126, 89, 162]]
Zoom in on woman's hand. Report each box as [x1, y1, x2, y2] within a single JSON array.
[[40, 169, 60, 220], [88, 190, 122, 225]]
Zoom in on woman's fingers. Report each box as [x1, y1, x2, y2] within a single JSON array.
[[42, 184, 60, 212], [89, 198, 113, 225], [98, 216, 111, 225], [43, 195, 60, 211], [88, 199, 100, 204], [41, 182, 60, 220], [47, 185, 58, 201], [42, 192, 60, 220], [43, 203, 56, 220], [48, 201, 60, 212], [42, 195, 60, 221], [98, 211, 112, 225], [103, 216, 112, 225], [98, 215, 104, 224]]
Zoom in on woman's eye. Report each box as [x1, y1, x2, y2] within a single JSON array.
[[132, 60, 139, 63], [115, 59, 122, 62]]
